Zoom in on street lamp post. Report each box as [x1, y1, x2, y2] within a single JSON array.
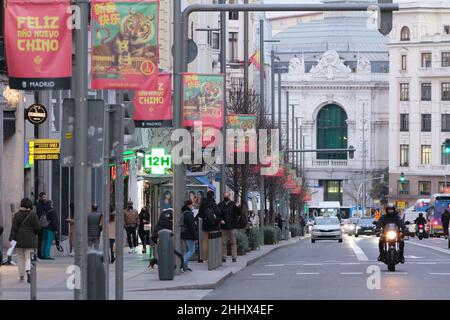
[[219, 0, 227, 202], [356, 175, 384, 217], [259, 19, 266, 238]]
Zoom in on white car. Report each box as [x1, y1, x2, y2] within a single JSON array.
[[311, 217, 343, 243]]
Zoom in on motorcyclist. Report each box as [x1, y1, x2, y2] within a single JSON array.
[[414, 212, 427, 227], [376, 204, 408, 263]]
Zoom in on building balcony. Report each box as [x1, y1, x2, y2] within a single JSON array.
[[311, 159, 348, 167], [418, 66, 450, 78]]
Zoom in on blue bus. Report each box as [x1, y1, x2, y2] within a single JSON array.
[[414, 198, 430, 212], [428, 194, 450, 237]]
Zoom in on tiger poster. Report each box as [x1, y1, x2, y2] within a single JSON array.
[[91, 0, 159, 90], [226, 114, 257, 153], [4, 0, 72, 90], [182, 73, 225, 129]]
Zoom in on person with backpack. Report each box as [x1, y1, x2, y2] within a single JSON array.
[[138, 206, 151, 254], [197, 190, 220, 262], [41, 201, 59, 260], [9, 198, 41, 282], [88, 204, 103, 250], [181, 200, 197, 272], [218, 192, 241, 263]]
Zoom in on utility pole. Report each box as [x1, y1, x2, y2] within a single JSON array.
[[244, 0, 249, 107], [286, 92, 289, 160], [173, 0, 185, 275], [102, 106, 111, 299], [278, 71, 282, 147], [362, 102, 367, 215], [259, 19, 266, 234], [74, 0, 89, 300], [0, 83, 4, 260], [271, 50, 275, 125], [219, 0, 227, 200]]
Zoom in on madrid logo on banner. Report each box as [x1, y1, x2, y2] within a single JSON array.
[[91, 0, 160, 90], [133, 73, 172, 128], [5, 0, 72, 90], [182, 73, 225, 129]]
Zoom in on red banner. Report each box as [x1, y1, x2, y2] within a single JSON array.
[[133, 73, 172, 127], [5, 0, 72, 90], [91, 0, 160, 90]]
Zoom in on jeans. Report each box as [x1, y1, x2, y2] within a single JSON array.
[[37, 230, 43, 257], [183, 240, 196, 269], [138, 229, 150, 249], [125, 226, 138, 249], [42, 229, 55, 258]]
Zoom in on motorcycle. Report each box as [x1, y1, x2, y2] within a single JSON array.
[[416, 224, 426, 240], [381, 223, 401, 272]]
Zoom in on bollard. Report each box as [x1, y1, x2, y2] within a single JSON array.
[[87, 251, 106, 300], [197, 219, 204, 262], [208, 231, 222, 270], [158, 229, 174, 280], [30, 252, 36, 300]]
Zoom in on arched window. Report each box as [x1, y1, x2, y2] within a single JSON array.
[[316, 104, 348, 160], [400, 26, 410, 41]]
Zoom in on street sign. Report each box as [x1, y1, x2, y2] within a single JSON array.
[[172, 39, 198, 64], [29, 139, 60, 161], [144, 148, 172, 175], [26, 103, 48, 125], [397, 201, 406, 210]]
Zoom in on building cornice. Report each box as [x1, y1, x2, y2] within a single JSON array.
[[282, 83, 389, 91]]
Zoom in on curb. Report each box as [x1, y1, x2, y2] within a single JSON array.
[[126, 236, 309, 292]]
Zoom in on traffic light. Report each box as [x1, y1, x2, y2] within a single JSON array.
[[445, 139, 450, 154], [348, 145, 355, 159], [378, 0, 393, 36], [122, 91, 136, 136], [400, 172, 405, 183]]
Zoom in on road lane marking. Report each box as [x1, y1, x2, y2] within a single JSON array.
[[429, 273, 450, 275], [384, 272, 408, 275], [340, 272, 364, 275], [417, 262, 437, 265], [348, 240, 369, 261], [324, 261, 343, 263], [408, 241, 450, 255], [340, 262, 361, 265], [264, 264, 285, 267], [302, 263, 323, 266], [252, 273, 275, 276], [405, 255, 423, 259], [296, 273, 319, 275]]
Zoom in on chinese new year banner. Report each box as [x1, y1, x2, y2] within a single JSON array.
[[91, 0, 159, 90], [133, 73, 172, 127], [227, 114, 257, 153], [5, 0, 72, 90], [182, 73, 225, 128]]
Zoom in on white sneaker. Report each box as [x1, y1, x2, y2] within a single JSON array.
[[133, 248, 137, 254], [128, 249, 133, 254], [69, 252, 74, 257]]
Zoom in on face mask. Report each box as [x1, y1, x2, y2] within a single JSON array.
[[128, 205, 132, 209], [224, 197, 229, 202]]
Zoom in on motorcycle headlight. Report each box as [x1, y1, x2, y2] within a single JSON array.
[[386, 230, 397, 240]]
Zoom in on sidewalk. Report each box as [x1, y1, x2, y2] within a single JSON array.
[[0, 236, 306, 300]]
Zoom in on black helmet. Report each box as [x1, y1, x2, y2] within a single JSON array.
[[386, 203, 396, 215], [419, 212, 424, 217]]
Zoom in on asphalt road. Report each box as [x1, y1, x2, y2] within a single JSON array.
[[205, 234, 450, 300]]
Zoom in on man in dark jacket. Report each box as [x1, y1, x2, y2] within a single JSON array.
[[138, 207, 151, 254], [35, 192, 48, 259], [442, 209, 450, 240], [88, 204, 102, 250], [9, 198, 41, 282], [218, 192, 241, 263], [376, 204, 408, 263], [197, 191, 220, 261], [42, 201, 59, 260], [181, 200, 197, 271]]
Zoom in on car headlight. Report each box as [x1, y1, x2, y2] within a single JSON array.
[[386, 230, 397, 240]]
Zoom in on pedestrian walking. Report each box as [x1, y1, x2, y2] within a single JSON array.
[[138, 206, 150, 254], [124, 201, 140, 254], [66, 203, 75, 257], [197, 190, 220, 262], [276, 213, 283, 231], [87, 204, 102, 250], [8, 198, 40, 282], [41, 201, 59, 260], [299, 215, 306, 236], [181, 200, 197, 272], [109, 208, 116, 264], [218, 192, 241, 263], [35, 192, 48, 259], [442, 209, 450, 240]]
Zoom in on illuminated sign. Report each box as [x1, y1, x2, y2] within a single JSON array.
[[144, 148, 172, 175]]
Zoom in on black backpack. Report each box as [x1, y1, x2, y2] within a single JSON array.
[[203, 207, 219, 230]]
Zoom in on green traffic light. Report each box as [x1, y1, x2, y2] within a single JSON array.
[[446, 147, 450, 154]]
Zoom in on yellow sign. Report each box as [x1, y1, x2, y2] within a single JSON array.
[[397, 201, 406, 210], [374, 210, 380, 221], [29, 139, 60, 162]]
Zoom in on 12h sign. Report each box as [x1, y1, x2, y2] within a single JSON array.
[[144, 148, 172, 175]]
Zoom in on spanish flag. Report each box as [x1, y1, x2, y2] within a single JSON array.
[[249, 50, 266, 78]]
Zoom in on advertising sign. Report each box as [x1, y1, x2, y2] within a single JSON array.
[[182, 73, 224, 128], [91, 0, 159, 90], [26, 103, 48, 125], [133, 73, 172, 127], [29, 139, 60, 161], [226, 114, 257, 153], [5, 0, 72, 90]]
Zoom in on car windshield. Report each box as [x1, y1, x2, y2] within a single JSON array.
[[358, 218, 374, 225], [315, 218, 339, 225]]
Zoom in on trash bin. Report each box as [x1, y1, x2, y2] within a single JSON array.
[[158, 229, 174, 281], [87, 251, 106, 300]]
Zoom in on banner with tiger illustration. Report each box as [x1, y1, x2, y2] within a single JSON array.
[[226, 114, 257, 153], [133, 73, 172, 127], [91, 0, 159, 90], [5, 0, 72, 90], [182, 73, 225, 129]]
